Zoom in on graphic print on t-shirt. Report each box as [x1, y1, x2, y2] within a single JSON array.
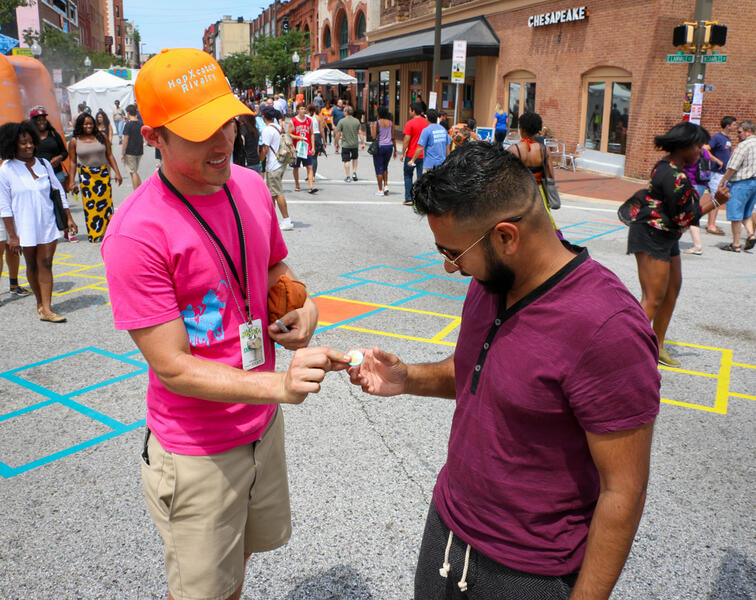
[[179, 280, 228, 346]]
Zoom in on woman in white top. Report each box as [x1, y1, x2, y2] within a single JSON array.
[[0, 121, 77, 322]]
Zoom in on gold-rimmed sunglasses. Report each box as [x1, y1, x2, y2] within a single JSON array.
[[437, 215, 523, 267]]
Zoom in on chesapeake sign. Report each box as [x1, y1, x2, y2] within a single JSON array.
[[528, 6, 587, 27]]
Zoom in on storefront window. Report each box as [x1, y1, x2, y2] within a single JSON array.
[[441, 83, 456, 110], [410, 70, 424, 118], [581, 69, 632, 154], [463, 82, 474, 111], [505, 73, 536, 131], [394, 69, 401, 124], [608, 82, 631, 155], [584, 82, 605, 151], [368, 70, 390, 122], [524, 82, 536, 113], [508, 82, 520, 129]]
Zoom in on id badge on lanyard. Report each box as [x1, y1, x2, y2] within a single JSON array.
[[239, 319, 265, 370]]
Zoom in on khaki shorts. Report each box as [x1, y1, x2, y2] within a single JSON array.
[[123, 154, 141, 174], [265, 165, 285, 197], [141, 406, 291, 600]]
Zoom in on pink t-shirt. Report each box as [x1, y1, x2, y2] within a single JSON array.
[[102, 165, 287, 455], [434, 250, 660, 576]]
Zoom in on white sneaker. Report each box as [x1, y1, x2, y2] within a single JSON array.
[[384, 186, 389, 194], [375, 190, 385, 196], [280, 220, 294, 231]]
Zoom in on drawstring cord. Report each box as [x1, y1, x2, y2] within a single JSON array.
[[458, 543, 471, 592], [438, 530, 472, 593], [439, 530, 453, 577]]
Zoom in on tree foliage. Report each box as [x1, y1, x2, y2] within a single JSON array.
[[23, 28, 128, 81], [219, 30, 309, 92], [0, 0, 27, 27]]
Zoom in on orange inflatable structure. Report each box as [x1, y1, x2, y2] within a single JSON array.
[[0, 54, 63, 134]]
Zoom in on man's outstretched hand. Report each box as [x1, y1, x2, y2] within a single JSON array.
[[347, 347, 408, 397]]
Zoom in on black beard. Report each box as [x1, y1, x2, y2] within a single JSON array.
[[478, 237, 516, 297]]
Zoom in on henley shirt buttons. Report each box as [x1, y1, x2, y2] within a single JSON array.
[[474, 365, 482, 372], [483, 343, 490, 349], [494, 319, 502, 326]]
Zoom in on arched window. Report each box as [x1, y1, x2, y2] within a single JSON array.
[[504, 70, 536, 130], [304, 23, 310, 51], [338, 13, 349, 59], [581, 66, 632, 154], [356, 12, 366, 39], [323, 25, 331, 49]]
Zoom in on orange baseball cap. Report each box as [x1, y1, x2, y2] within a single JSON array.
[[135, 48, 251, 142]]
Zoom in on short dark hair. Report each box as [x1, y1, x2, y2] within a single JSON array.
[[377, 106, 390, 120], [654, 122, 710, 152], [410, 102, 424, 116], [518, 112, 542, 137], [721, 116, 737, 129], [125, 104, 138, 116], [411, 141, 539, 222], [78, 102, 87, 112], [426, 109, 438, 123], [0, 120, 40, 160], [261, 106, 278, 121], [73, 112, 107, 145], [466, 118, 476, 130], [296, 102, 306, 110]]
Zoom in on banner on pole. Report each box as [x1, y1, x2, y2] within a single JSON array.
[[689, 83, 703, 124], [451, 40, 467, 84]]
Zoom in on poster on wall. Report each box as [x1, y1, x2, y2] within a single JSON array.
[[428, 91, 437, 110]]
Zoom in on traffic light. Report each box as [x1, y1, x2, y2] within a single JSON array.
[[703, 23, 727, 47], [673, 24, 695, 47]]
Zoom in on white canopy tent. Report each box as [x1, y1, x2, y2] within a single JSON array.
[[301, 69, 357, 87], [67, 70, 135, 119]]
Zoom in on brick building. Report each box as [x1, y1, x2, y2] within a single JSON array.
[[328, 0, 756, 179], [103, 0, 126, 58]]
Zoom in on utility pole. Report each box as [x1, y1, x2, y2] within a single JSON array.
[[432, 0, 442, 83], [686, 0, 713, 95]]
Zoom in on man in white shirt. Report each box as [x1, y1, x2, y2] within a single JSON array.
[[260, 106, 293, 230], [274, 95, 288, 118]]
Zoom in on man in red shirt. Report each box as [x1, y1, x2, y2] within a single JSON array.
[[289, 102, 318, 194], [402, 102, 428, 205]]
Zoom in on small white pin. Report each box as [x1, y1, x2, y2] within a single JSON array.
[[348, 350, 364, 367]]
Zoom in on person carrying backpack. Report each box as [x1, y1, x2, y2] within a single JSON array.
[[260, 106, 294, 230]]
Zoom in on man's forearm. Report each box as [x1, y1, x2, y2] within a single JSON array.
[[411, 147, 423, 162], [405, 355, 455, 399], [158, 352, 286, 405], [569, 488, 647, 600], [719, 168, 735, 186]]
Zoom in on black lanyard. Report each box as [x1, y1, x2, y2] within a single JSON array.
[[158, 169, 250, 318]]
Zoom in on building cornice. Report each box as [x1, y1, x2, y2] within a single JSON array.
[[368, 0, 545, 41]]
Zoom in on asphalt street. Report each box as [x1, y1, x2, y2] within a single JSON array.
[[0, 142, 754, 599]]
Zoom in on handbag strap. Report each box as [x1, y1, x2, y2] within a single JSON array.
[[539, 142, 554, 180]]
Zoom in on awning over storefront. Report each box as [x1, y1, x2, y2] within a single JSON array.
[[326, 17, 499, 70]]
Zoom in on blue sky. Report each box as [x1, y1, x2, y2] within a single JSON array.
[[124, 0, 270, 55]]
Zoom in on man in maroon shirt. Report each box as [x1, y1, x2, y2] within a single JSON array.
[[349, 143, 660, 599], [402, 102, 428, 206]]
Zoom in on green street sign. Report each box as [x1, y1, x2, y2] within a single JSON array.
[[667, 54, 694, 63], [702, 54, 727, 63]]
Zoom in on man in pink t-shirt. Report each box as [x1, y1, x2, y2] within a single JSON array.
[[102, 49, 349, 600], [349, 144, 660, 599], [402, 102, 429, 206]]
